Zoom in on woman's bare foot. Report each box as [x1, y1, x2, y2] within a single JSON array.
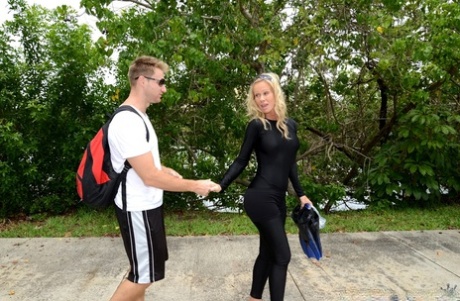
[[249, 297, 262, 301]]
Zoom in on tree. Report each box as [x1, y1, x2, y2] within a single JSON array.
[[0, 0, 114, 217], [2, 0, 459, 218], [80, 0, 460, 212], [285, 0, 460, 210], [82, 0, 294, 210]]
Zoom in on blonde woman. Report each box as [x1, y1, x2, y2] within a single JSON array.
[[215, 73, 312, 301]]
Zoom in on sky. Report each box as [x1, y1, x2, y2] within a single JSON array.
[[0, 0, 98, 28], [0, 0, 126, 84]]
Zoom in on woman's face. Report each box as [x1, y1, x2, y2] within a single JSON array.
[[253, 80, 277, 119]]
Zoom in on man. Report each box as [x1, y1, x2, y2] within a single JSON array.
[[108, 56, 217, 300]]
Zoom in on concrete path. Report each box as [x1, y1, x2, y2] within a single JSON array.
[[1, 230, 459, 300]]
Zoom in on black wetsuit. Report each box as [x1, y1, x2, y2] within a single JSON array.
[[220, 118, 305, 301]]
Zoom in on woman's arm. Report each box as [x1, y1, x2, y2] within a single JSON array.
[[218, 120, 259, 192]]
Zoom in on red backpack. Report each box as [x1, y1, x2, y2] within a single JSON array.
[[76, 106, 149, 211]]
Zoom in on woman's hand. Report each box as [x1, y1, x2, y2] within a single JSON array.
[[299, 195, 313, 208]]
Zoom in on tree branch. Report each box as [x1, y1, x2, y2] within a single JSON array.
[[238, 0, 256, 26], [122, 0, 153, 10]]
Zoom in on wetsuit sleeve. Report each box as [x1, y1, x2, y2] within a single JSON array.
[[289, 162, 305, 197], [288, 119, 305, 197], [219, 121, 258, 192]]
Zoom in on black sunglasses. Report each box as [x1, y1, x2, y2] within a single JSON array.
[[135, 75, 166, 87]]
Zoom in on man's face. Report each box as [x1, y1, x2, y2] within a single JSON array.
[[141, 68, 167, 104]]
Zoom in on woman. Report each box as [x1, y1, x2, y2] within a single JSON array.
[[214, 73, 312, 301]]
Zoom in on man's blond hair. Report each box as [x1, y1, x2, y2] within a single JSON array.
[[128, 56, 169, 86]]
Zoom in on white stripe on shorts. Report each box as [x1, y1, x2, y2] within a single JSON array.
[[127, 211, 154, 283]]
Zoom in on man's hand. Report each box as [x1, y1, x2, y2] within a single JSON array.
[[210, 184, 222, 193]]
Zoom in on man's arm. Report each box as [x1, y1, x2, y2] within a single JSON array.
[[128, 152, 214, 196], [161, 165, 183, 179]]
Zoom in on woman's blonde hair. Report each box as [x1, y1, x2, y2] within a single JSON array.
[[246, 72, 290, 139]]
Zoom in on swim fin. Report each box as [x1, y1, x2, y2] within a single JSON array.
[[291, 204, 323, 260]]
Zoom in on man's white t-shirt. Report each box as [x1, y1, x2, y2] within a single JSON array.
[[108, 106, 163, 211]]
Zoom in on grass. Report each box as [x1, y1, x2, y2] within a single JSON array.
[[1, 205, 460, 238]]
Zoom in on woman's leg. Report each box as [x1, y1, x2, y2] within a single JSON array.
[[249, 232, 271, 299], [251, 215, 291, 301]]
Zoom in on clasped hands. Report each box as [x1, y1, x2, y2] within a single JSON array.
[[162, 167, 220, 197], [195, 179, 221, 197]]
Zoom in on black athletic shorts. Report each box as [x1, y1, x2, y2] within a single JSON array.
[[115, 205, 169, 283]]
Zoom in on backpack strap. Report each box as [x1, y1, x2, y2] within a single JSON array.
[[110, 105, 150, 213], [120, 164, 130, 214], [112, 105, 150, 142]]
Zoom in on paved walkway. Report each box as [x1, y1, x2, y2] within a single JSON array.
[[1, 230, 460, 300]]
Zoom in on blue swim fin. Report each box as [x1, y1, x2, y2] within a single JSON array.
[[299, 229, 322, 260], [292, 204, 323, 260]]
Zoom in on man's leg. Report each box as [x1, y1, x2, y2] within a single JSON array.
[[113, 207, 168, 300], [110, 279, 151, 301]]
